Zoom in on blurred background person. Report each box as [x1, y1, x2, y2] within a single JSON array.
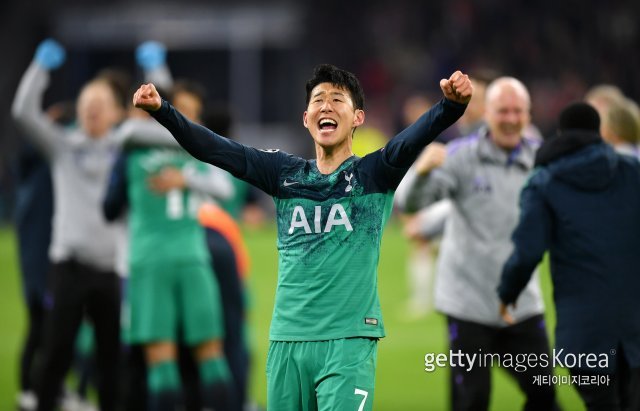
[[498, 102, 640, 411], [395, 75, 492, 319], [138, 42, 252, 409], [585, 85, 640, 155], [404, 77, 557, 411], [108, 100, 235, 411], [584, 84, 627, 122], [601, 99, 640, 158], [168, 78, 246, 411], [105, 42, 241, 411], [12, 101, 73, 411], [455, 74, 492, 136], [394, 93, 448, 319], [12, 39, 125, 411]]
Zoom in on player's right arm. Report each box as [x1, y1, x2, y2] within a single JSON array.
[[11, 39, 68, 159], [133, 83, 285, 196]]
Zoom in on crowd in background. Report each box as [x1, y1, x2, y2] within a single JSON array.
[[1, 0, 640, 219]]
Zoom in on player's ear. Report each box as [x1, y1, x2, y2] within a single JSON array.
[[353, 109, 365, 127], [303, 111, 309, 129]]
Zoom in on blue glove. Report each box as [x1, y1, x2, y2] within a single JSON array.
[[34, 39, 66, 70], [136, 41, 167, 70]]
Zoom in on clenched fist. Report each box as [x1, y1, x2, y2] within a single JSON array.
[[132, 83, 162, 112], [440, 71, 473, 105]]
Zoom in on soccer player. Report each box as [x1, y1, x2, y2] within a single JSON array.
[[132, 65, 472, 410], [106, 91, 236, 410], [138, 40, 251, 408], [115, 138, 234, 411]]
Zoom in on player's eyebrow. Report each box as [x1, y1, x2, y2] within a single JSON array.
[[312, 90, 348, 99]]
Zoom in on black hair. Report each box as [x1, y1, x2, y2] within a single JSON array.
[[305, 64, 364, 110], [558, 102, 600, 132]]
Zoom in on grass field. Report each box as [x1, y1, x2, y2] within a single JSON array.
[[0, 219, 585, 410]]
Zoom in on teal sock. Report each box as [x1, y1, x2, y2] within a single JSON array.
[[199, 357, 231, 385], [199, 357, 233, 409], [148, 360, 181, 411]]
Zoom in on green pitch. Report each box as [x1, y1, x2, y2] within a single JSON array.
[[0, 220, 584, 410]]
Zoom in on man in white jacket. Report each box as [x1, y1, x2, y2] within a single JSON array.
[[12, 39, 124, 411], [405, 77, 557, 411]]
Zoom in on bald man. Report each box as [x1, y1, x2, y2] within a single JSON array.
[[405, 77, 557, 411]]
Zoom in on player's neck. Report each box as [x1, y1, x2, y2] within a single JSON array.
[[315, 144, 353, 175]]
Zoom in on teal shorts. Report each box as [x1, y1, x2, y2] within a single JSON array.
[[266, 338, 377, 411], [126, 260, 224, 345]]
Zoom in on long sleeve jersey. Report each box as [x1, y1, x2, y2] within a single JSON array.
[[150, 97, 466, 341]]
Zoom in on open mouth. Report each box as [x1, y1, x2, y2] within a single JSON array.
[[318, 118, 338, 131]]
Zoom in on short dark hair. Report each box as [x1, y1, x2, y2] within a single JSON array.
[[305, 64, 364, 110], [558, 102, 600, 132]]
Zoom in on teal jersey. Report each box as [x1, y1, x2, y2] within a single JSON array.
[[127, 147, 209, 267], [150, 97, 467, 341], [271, 156, 394, 340]]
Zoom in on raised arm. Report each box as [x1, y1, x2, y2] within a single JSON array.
[[132, 82, 249, 173], [365, 71, 471, 192], [11, 39, 68, 159], [132, 83, 285, 195], [382, 71, 472, 169]]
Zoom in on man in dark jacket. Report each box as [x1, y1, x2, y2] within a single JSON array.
[[497, 102, 640, 411]]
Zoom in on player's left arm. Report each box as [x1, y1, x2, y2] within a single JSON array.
[[133, 83, 285, 195], [372, 71, 471, 190]]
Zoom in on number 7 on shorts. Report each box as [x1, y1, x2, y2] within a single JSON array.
[[354, 388, 368, 411]]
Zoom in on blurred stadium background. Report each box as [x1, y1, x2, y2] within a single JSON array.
[[0, 223, 585, 410], [1, 0, 638, 409]]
